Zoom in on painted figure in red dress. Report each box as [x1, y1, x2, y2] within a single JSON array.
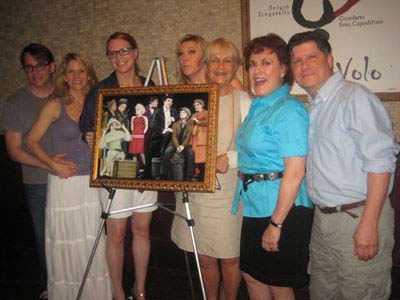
[[129, 103, 148, 174]]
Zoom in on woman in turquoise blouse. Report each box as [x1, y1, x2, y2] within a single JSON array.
[[232, 34, 313, 300]]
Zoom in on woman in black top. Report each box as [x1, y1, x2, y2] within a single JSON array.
[[79, 31, 156, 300]]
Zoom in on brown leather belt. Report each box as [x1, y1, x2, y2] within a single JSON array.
[[317, 200, 365, 218]]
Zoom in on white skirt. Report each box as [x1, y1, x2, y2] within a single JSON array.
[[46, 175, 112, 300]]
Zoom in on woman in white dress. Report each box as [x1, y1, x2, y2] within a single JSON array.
[[27, 53, 112, 300]]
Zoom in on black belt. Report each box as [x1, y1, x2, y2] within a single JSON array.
[[238, 171, 283, 191]]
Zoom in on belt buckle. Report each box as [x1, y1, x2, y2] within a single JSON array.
[[267, 172, 277, 180], [254, 174, 264, 181]]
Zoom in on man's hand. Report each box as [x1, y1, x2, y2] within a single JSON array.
[[353, 221, 378, 261], [51, 153, 78, 178]]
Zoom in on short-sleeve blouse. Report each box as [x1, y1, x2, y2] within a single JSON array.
[[232, 84, 312, 218]]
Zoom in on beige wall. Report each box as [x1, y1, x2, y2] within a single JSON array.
[[0, 0, 243, 107], [1, 0, 399, 139]]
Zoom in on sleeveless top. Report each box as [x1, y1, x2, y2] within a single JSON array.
[[50, 102, 91, 176]]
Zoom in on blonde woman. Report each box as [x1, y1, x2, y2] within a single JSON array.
[[129, 103, 148, 169], [171, 38, 251, 300], [27, 53, 112, 300], [176, 34, 242, 89]]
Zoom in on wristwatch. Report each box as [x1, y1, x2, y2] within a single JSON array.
[[270, 219, 283, 228]]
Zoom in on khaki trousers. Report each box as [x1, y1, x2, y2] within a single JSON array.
[[309, 199, 394, 300]]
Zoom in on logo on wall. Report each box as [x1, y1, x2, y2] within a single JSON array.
[[292, 0, 360, 28]]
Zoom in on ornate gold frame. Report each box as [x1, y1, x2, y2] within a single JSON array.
[[90, 84, 219, 192]]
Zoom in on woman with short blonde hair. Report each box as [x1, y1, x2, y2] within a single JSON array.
[[171, 38, 251, 300]]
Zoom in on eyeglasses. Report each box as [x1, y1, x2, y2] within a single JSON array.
[[107, 47, 133, 59], [24, 62, 49, 73], [208, 57, 234, 66]]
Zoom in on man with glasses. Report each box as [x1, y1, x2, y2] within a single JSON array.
[[1, 43, 56, 300]]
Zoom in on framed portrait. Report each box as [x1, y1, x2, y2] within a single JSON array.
[[90, 84, 219, 193]]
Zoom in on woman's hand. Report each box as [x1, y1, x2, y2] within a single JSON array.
[[85, 132, 94, 150], [261, 224, 281, 252], [51, 153, 78, 178], [261, 157, 306, 252], [216, 153, 229, 173]]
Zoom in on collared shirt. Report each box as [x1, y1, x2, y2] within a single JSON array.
[[307, 71, 400, 207], [163, 107, 171, 130], [231, 84, 312, 218]]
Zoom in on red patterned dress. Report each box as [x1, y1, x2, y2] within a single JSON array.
[[129, 115, 146, 154]]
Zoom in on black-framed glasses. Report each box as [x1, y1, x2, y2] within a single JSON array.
[[107, 47, 133, 59], [24, 62, 49, 73]]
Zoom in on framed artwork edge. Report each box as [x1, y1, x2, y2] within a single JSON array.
[[89, 83, 219, 193]]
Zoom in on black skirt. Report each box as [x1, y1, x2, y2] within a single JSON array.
[[240, 205, 313, 288]]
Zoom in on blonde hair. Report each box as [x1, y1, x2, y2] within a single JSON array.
[[203, 38, 241, 72], [54, 53, 97, 104], [176, 34, 207, 84], [135, 103, 146, 115]]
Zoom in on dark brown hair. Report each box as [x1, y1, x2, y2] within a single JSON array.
[[20, 43, 55, 67], [288, 29, 332, 55], [244, 33, 293, 85]]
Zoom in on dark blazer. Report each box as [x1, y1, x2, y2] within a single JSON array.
[[150, 107, 178, 134], [144, 106, 156, 118]]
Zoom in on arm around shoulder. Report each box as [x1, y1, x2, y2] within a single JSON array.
[[27, 98, 78, 178]]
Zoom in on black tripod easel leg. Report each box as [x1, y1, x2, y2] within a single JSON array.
[[75, 186, 115, 300]]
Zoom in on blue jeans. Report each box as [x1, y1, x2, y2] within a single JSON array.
[[24, 183, 47, 289]]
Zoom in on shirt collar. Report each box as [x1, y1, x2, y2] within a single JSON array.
[[310, 71, 344, 106], [253, 84, 290, 108]]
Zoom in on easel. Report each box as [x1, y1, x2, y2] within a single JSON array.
[[76, 57, 207, 300]]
